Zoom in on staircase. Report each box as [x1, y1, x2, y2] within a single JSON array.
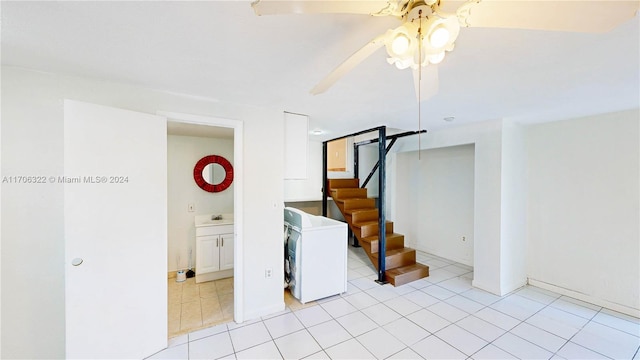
[[327, 178, 429, 286]]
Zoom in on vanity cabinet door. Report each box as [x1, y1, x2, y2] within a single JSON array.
[[198, 235, 220, 274], [219, 233, 234, 271]]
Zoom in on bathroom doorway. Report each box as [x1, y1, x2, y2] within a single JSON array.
[[163, 112, 244, 338]]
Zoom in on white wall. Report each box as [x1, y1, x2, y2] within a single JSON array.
[[1, 66, 285, 358], [500, 120, 528, 293], [1, 68, 66, 358], [167, 135, 234, 273], [527, 109, 639, 315], [357, 143, 380, 198], [390, 120, 505, 295], [394, 145, 475, 265]]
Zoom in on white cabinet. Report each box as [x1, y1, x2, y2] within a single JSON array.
[[284, 112, 308, 179], [196, 223, 233, 283]]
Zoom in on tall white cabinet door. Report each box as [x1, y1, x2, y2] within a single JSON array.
[[64, 100, 167, 359], [198, 235, 221, 273], [220, 233, 235, 270]]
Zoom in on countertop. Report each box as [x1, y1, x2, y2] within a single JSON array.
[[195, 213, 234, 227]]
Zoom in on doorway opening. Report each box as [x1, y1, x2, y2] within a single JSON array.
[[163, 112, 244, 338], [393, 144, 475, 269]]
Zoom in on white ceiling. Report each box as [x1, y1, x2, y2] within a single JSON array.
[[2, 1, 638, 140], [167, 120, 234, 139]]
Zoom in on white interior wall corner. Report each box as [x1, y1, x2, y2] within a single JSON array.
[[499, 119, 528, 294]]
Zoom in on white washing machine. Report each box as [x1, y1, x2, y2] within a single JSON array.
[[284, 207, 347, 303]]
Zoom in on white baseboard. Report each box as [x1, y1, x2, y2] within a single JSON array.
[[242, 302, 286, 323], [472, 279, 501, 296], [528, 278, 640, 318], [196, 269, 233, 283]]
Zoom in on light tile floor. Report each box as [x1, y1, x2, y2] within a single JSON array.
[[153, 246, 640, 359], [168, 276, 234, 337]]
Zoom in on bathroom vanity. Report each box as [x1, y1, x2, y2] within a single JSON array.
[[195, 214, 234, 283]]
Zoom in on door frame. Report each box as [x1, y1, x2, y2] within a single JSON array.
[[159, 111, 244, 323]]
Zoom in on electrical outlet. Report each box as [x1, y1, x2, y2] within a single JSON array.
[[265, 268, 272, 278], [188, 203, 195, 212], [462, 236, 466, 241]]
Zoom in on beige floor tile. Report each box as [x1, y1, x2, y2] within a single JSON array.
[[180, 300, 202, 331], [168, 316, 181, 337], [202, 295, 221, 309], [199, 282, 217, 298], [169, 302, 182, 321], [221, 306, 234, 319], [168, 288, 182, 305], [219, 293, 234, 307], [215, 278, 234, 295], [219, 293, 234, 318], [168, 278, 235, 336], [168, 277, 184, 289], [182, 283, 200, 303], [202, 297, 225, 325]]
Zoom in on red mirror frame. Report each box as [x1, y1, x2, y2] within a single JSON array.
[[193, 155, 234, 193]]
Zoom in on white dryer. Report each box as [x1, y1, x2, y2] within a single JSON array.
[[284, 207, 347, 303]]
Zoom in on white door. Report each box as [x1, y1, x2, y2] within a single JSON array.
[[64, 100, 167, 358]]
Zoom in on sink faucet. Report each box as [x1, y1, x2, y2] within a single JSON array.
[[211, 215, 223, 220]]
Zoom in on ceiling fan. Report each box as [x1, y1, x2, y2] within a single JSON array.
[[251, 0, 639, 102]]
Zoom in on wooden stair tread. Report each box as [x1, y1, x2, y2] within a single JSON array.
[[385, 263, 430, 286], [345, 208, 377, 215], [331, 188, 368, 200], [352, 220, 392, 228], [386, 263, 429, 275], [343, 198, 376, 210], [360, 232, 404, 243], [372, 247, 415, 259], [327, 178, 360, 192], [360, 233, 405, 254], [370, 247, 416, 271]]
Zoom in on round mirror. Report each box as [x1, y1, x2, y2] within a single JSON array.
[[194, 155, 234, 193], [202, 163, 226, 185]]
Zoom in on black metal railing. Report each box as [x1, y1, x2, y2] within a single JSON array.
[[322, 127, 426, 284]]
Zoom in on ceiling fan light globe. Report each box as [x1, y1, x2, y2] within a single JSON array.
[[429, 26, 450, 48], [391, 34, 411, 55]]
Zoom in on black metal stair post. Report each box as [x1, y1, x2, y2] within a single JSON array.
[[376, 126, 387, 284], [322, 141, 328, 217], [352, 142, 360, 247]]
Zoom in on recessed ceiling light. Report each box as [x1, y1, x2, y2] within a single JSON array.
[[310, 129, 324, 135], [443, 116, 455, 122]]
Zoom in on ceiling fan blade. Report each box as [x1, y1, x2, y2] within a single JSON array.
[[413, 66, 439, 102], [311, 30, 393, 95], [459, 0, 639, 33], [251, 0, 395, 16]]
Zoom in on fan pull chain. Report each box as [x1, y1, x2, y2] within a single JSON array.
[[418, 9, 423, 160]]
